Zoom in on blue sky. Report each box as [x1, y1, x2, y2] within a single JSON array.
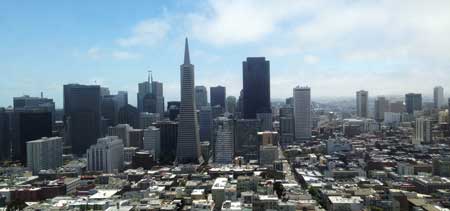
[[1, 0, 450, 108]]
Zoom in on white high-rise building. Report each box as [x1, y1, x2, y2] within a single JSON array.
[[214, 117, 234, 164], [434, 86, 445, 109], [143, 126, 161, 161], [356, 90, 369, 118], [107, 124, 132, 146], [27, 137, 63, 174], [87, 136, 124, 173], [293, 86, 311, 141], [414, 118, 432, 145]]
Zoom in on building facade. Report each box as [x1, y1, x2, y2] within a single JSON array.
[[176, 38, 202, 164], [195, 86, 208, 108], [87, 136, 124, 173], [242, 57, 271, 119], [234, 119, 261, 161], [294, 86, 311, 141], [374, 96, 389, 122], [214, 117, 234, 164], [63, 84, 102, 155], [434, 86, 445, 109], [405, 93, 422, 114], [356, 90, 369, 118], [27, 137, 63, 174], [210, 86, 226, 112], [143, 126, 161, 162]]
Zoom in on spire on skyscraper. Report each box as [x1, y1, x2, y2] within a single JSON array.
[[177, 37, 202, 164], [184, 37, 190, 65], [147, 70, 153, 83]]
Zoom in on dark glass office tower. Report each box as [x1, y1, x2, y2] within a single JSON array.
[[0, 108, 11, 161], [210, 86, 226, 109], [167, 101, 180, 121], [102, 95, 118, 127], [154, 121, 178, 164], [137, 80, 151, 113], [142, 93, 157, 113], [152, 81, 165, 115], [13, 95, 55, 126], [12, 110, 52, 164], [199, 106, 212, 143], [64, 84, 102, 155], [242, 57, 271, 119], [118, 104, 139, 128], [405, 93, 422, 114], [234, 119, 261, 161]]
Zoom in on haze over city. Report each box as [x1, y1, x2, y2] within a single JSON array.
[[2, 0, 450, 107]]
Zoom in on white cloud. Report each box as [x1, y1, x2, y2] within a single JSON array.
[[117, 19, 170, 47], [188, 0, 318, 46], [303, 55, 320, 64], [88, 1, 450, 100], [111, 51, 141, 60], [87, 47, 102, 59], [186, 0, 450, 63]]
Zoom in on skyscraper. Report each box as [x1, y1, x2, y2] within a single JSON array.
[[154, 121, 178, 164], [142, 93, 157, 113], [257, 113, 273, 131], [107, 124, 132, 147], [143, 126, 160, 162], [167, 101, 181, 121], [374, 96, 389, 122], [214, 117, 234, 164], [242, 57, 271, 119], [210, 86, 226, 111], [176, 38, 202, 164], [115, 91, 128, 108], [234, 119, 261, 161], [101, 91, 128, 127], [434, 86, 445, 109], [226, 96, 237, 114], [389, 101, 405, 113], [27, 137, 63, 174], [64, 84, 102, 155], [13, 95, 55, 124], [195, 86, 208, 108], [279, 106, 294, 146], [414, 117, 431, 145], [118, 104, 139, 128], [139, 112, 160, 129], [199, 106, 213, 143], [101, 94, 119, 127], [356, 90, 369, 118], [294, 86, 311, 141], [405, 93, 422, 114], [0, 108, 11, 161], [12, 110, 52, 164], [137, 74, 151, 113], [152, 81, 165, 115]]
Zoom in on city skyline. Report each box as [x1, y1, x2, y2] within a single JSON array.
[[2, 1, 450, 107]]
